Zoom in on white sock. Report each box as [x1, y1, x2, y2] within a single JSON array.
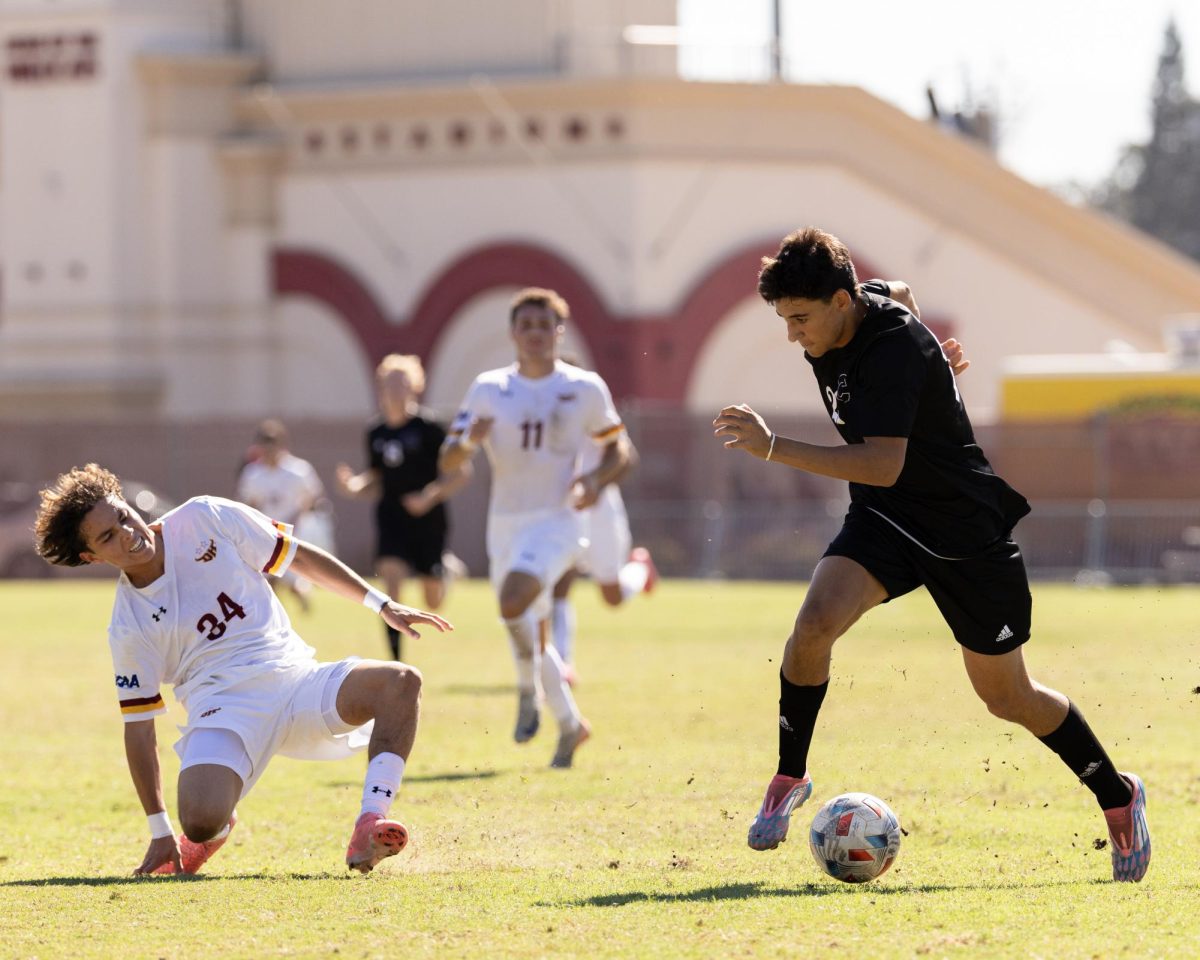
[[552, 598, 576, 664], [541, 644, 582, 730], [211, 814, 234, 841], [504, 612, 541, 693], [617, 558, 650, 601], [360, 751, 406, 818]]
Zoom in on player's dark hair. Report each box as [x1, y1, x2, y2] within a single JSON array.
[[509, 287, 569, 326], [758, 227, 860, 304], [34, 463, 124, 566]]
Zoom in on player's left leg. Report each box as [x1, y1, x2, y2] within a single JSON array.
[[335, 660, 423, 873], [375, 556, 409, 660], [155, 731, 246, 874], [961, 647, 1149, 881]]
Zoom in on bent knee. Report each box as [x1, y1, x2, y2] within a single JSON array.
[[792, 604, 848, 645], [599, 584, 623, 607], [386, 662, 423, 701], [180, 812, 227, 843]]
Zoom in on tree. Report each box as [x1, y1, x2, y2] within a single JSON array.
[[1092, 21, 1200, 261]]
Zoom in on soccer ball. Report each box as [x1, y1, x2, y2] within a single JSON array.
[[808, 792, 901, 883]]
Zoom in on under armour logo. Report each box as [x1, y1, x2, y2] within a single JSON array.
[[370, 786, 393, 797], [151, 606, 167, 622]]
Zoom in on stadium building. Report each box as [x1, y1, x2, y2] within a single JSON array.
[[3, 0, 1200, 577]]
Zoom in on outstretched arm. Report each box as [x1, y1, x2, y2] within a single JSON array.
[[335, 464, 381, 500], [288, 540, 453, 639], [125, 719, 183, 875], [401, 461, 474, 518], [713, 404, 907, 487]]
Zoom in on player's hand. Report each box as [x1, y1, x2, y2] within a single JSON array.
[[400, 490, 434, 517], [134, 835, 182, 876], [467, 417, 494, 445], [713, 404, 772, 458], [381, 602, 454, 640], [940, 338, 970, 376], [335, 463, 355, 493], [571, 473, 602, 510]]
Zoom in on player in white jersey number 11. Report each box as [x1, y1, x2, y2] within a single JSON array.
[[440, 287, 632, 769]]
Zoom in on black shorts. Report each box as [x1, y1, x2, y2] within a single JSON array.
[[376, 504, 447, 577], [823, 504, 1031, 655]]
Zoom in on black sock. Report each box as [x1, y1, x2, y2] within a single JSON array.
[[777, 672, 828, 779], [386, 625, 401, 661], [1037, 701, 1132, 809]]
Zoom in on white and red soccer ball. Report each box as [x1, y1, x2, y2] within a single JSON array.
[[808, 792, 902, 883]]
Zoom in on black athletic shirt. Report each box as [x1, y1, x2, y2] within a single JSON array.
[[805, 280, 1029, 558], [367, 413, 447, 518]]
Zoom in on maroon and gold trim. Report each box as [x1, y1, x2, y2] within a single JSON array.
[[263, 521, 297, 577], [593, 423, 625, 442], [119, 693, 165, 716]]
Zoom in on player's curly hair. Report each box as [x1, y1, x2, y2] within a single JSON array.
[[509, 287, 569, 325], [758, 227, 860, 304], [34, 463, 123, 566]]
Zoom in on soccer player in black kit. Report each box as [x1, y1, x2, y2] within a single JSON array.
[[713, 227, 1149, 882], [338, 354, 471, 660]]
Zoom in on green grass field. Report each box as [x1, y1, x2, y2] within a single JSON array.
[[0, 578, 1197, 959]]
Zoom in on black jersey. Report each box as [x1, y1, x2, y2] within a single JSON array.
[[367, 413, 447, 516], [805, 280, 1029, 559]]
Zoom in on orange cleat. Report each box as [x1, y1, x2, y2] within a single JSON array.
[[154, 812, 237, 875], [346, 812, 409, 874], [630, 546, 658, 595]]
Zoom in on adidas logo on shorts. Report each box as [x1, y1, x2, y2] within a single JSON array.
[[995, 624, 1015, 643]]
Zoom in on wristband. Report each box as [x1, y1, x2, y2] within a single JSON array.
[[363, 586, 389, 613], [148, 811, 174, 839], [766, 433, 778, 462]]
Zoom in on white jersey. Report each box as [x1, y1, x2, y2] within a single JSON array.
[[450, 360, 623, 517], [576, 428, 626, 515], [109, 496, 314, 723], [237, 452, 323, 526]]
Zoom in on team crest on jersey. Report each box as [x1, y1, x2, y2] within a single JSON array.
[[194, 539, 218, 562], [825, 374, 851, 426]]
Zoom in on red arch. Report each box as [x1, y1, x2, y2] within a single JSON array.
[[272, 248, 396, 365], [272, 240, 903, 406], [408, 241, 615, 382]]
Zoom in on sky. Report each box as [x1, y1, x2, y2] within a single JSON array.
[[676, 0, 1200, 194]]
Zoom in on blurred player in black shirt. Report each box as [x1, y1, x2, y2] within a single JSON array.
[[338, 354, 471, 659], [713, 227, 1148, 882]]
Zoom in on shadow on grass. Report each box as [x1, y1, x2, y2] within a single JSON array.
[[549, 877, 1138, 907], [324, 769, 500, 789], [440, 683, 512, 697], [1, 872, 344, 888]]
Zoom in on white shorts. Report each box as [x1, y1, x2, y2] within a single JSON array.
[[488, 509, 585, 620], [176, 657, 371, 798], [580, 487, 632, 584]]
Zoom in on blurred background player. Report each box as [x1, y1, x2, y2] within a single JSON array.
[[440, 288, 629, 768], [549, 413, 656, 685], [237, 419, 326, 613], [337, 354, 471, 661]]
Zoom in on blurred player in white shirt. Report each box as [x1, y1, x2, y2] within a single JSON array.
[[35, 464, 451, 876], [237, 419, 326, 611], [549, 363, 657, 682], [439, 288, 631, 768]]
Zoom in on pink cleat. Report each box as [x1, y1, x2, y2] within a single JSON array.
[[748, 774, 812, 851], [153, 812, 237, 875], [630, 546, 658, 595], [346, 812, 409, 874], [1105, 772, 1151, 882]]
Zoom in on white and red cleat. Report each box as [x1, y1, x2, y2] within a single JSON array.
[[630, 546, 658, 595], [346, 812, 409, 874]]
